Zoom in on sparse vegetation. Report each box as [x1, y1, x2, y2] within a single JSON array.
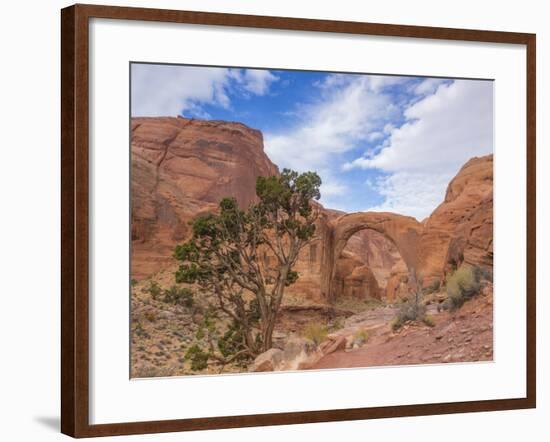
[[353, 327, 370, 346], [391, 273, 427, 331], [185, 344, 210, 371], [303, 322, 328, 346], [133, 365, 178, 378], [162, 285, 194, 308], [391, 297, 427, 331], [445, 264, 482, 311], [144, 280, 162, 300], [144, 310, 158, 323], [422, 315, 435, 327], [334, 296, 383, 314]]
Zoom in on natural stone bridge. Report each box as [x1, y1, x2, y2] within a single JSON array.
[[320, 212, 425, 300]]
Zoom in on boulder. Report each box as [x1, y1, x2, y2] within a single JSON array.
[[281, 337, 319, 370], [321, 335, 347, 356], [249, 348, 283, 372]]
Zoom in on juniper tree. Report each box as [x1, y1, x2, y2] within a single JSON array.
[[174, 169, 321, 369]]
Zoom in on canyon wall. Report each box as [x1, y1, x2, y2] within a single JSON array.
[[131, 117, 493, 303], [131, 117, 278, 279]]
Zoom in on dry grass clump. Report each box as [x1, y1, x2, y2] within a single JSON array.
[[391, 297, 427, 331], [445, 265, 482, 311], [302, 322, 328, 346]]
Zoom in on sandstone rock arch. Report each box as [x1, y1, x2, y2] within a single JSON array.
[[320, 212, 424, 300]]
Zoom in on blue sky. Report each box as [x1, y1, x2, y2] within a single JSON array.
[[131, 64, 493, 220]]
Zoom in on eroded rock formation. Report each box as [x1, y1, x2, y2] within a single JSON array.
[[131, 117, 493, 305]]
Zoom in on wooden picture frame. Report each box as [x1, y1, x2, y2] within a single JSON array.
[[61, 3, 536, 438]]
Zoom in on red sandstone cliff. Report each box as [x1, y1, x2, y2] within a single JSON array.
[[131, 117, 493, 304], [131, 117, 278, 279], [421, 154, 493, 281]]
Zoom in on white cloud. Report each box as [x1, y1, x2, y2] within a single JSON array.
[[240, 70, 279, 95], [413, 77, 448, 96], [345, 79, 493, 220], [264, 75, 400, 173], [366, 172, 452, 221], [131, 64, 231, 117], [131, 65, 278, 117]]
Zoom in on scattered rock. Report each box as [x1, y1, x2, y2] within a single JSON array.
[[249, 348, 284, 372], [322, 336, 347, 356]]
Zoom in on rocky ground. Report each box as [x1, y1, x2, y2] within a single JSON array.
[[131, 266, 493, 377], [310, 290, 493, 370]]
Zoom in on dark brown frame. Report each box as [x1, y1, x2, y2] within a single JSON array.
[[61, 3, 536, 438]]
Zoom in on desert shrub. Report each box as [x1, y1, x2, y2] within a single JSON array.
[[143, 310, 157, 323], [144, 280, 162, 300], [303, 322, 328, 346], [422, 315, 435, 327], [391, 297, 427, 331], [130, 278, 138, 287], [162, 286, 194, 307], [353, 328, 370, 345], [185, 344, 210, 371], [445, 265, 482, 311]]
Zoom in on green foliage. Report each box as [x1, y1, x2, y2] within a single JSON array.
[[162, 286, 194, 308], [285, 270, 299, 286], [422, 315, 435, 327], [144, 280, 161, 300], [303, 322, 328, 346], [130, 279, 138, 287], [217, 320, 252, 364], [173, 169, 322, 369], [445, 265, 482, 311], [392, 297, 427, 331], [184, 344, 209, 371]]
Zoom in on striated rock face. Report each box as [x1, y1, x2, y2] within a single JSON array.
[[333, 251, 381, 300], [344, 229, 407, 288], [131, 117, 278, 279], [384, 273, 409, 302], [421, 154, 493, 282]]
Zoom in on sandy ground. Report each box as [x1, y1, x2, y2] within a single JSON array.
[[310, 291, 493, 369]]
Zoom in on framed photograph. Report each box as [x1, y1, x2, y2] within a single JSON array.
[[61, 4, 536, 438]]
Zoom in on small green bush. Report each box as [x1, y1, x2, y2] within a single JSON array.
[[144, 280, 162, 300], [303, 322, 328, 346], [162, 286, 194, 307], [392, 297, 427, 331], [185, 344, 210, 371], [422, 315, 435, 327], [446, 265, 481, 311]]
